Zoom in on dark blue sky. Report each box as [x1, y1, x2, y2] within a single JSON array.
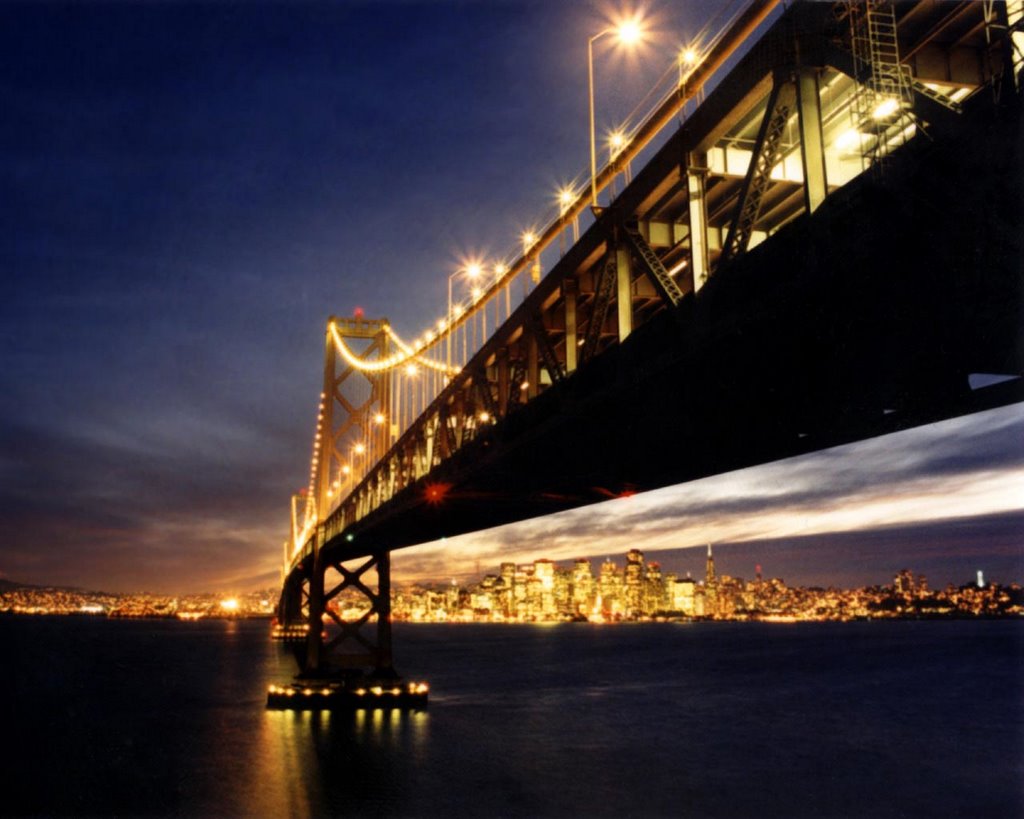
[[1, 1, 1020, 594]]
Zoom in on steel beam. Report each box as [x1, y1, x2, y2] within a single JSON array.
[[526, 332, 539, 399], [305, 538, 325, 671], [686, 153, 711, 293], [564, 279, 578, 374], [718, 74, 797, 269], [622, 221, 685, 307], [616, 245, 633, 342], [528, 311, 566, 385], [796, 67, 829, 213]]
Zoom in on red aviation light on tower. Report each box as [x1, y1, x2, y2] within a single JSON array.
[[353, 306, 364, 319]]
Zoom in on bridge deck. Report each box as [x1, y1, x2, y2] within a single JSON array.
[[293, 0, 1022, 570]]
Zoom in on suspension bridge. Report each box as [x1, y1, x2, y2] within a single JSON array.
[[267, 0, 1023, 707]]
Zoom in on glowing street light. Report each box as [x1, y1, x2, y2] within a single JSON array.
[[678, 44, 699, 86], [557, 186, 576, 215], [589, 16, 645, 208], [607, 129, 627, 158], [557, 185, 582, 244]]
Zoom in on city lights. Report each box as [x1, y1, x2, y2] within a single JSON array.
[[386, 550, 1023, 624]]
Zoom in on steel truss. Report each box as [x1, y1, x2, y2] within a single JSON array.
[[718, 73, 797, 269]]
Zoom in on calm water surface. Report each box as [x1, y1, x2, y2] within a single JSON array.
[[2, 617, 1021, 817]]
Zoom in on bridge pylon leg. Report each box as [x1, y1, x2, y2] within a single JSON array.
[[304, 548, 325, 672], [270, 571, 311, 643]]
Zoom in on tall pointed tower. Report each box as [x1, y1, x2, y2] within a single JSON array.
[[704, 544, 718, 619]]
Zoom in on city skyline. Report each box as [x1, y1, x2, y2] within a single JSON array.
[[1, 1, 1021, 596], [393, 405, 1023, 591], [4, 543, 1020, 622]]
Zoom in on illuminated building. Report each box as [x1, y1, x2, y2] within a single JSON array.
[[534, 559, 556, 618], [893, 569, 915, 595], [671, 576, 697, 617], [599, 559, 621, 619], [572, 559, 595, 616], [624, 549, 644, 618], [645, 561, 665, 614], [554, 566, 573, 617], [499, 562, 516, 617]]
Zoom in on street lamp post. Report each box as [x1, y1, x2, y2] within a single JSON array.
[[447, 262, 483, 370], [588, 19, 642, 209]]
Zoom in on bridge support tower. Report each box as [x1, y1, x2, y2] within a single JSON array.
[[269, 314, 427, 709]]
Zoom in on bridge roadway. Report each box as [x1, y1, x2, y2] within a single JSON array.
[[278, 0, 1023, 683]]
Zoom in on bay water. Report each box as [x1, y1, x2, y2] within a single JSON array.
[[2, 617, 1021, 817]]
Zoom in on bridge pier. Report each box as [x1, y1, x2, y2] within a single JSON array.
[[269, 545, 427, 710]]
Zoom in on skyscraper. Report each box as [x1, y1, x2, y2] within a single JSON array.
[[572, 559, 595, 616], [705, 545, 718, 617], [625, 549, 644, 618]]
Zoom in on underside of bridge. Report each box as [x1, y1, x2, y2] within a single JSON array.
[[276, 0, 1023, 684]]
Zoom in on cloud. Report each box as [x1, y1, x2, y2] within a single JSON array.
[[0, 403, 294, 593], [395, 404, 1024, 583]]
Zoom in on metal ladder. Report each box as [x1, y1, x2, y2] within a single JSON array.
[[843, 1, 916, 169]]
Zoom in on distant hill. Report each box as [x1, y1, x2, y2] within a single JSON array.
[[0, 578, 89, 593], [0, 578, 28, 592]]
